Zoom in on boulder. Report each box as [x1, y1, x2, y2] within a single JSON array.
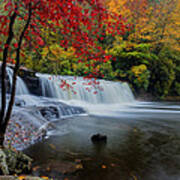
[[91, 134, 107, 144], [0, 149, 9, 175], [0, 148, 32, 175]]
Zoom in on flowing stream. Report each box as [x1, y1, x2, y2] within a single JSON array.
[[2, 69, 180, 180]]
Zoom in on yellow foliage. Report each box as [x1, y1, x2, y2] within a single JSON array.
[[105, 0, 131, 17], [42, 44, 76, 62], [131, 64, 147, 77], [106, 0, 180, 51], [42, 47, 49, 57]]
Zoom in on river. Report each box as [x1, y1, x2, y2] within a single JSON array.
[[3, 68, 180, 180], [25, 101, 180, 180]]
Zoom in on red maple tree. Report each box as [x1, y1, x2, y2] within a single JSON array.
[[0, 0, 126, 146]]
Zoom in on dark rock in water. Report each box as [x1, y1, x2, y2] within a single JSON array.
[[22, 76, 41, 96], [39, 106, 59, 120], [0, 63, 41, 95], [39, 103, 86, 121], [18, 68, 41, 96], [0, 148, 32, 175], [91, 134, 107, 144], [15, 98, 26, 107]]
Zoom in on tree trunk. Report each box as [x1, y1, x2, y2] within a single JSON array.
[[0, 131, 5, 147], [0, 11, 17, 125], [2, 4, 32, 142], [0, 9, 18, 147]]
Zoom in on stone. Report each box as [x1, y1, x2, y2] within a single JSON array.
[[0, 149, 9, 175], [91, 133, 107, 144], [0, 148, 32, 175]]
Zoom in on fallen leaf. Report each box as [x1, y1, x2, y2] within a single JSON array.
[[110, 163, 116, 167], [18, 176, 26, 180], [41, 176, 49, 180], [102, 165, 107, 169], [75, 159, 81, 163], [76, 164, 83, 169], [32, 166, 40, 171], [49, 143, 56, 150]]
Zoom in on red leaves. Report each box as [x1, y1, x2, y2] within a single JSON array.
[[36, 37, 44, 46], [93, 91, 97, 94], [100, 37, 104, 41], [0, 0, 128, 88], [4, 44, 9, 48], [14, 43, 18, 48]]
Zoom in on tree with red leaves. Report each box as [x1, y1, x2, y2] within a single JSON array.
[[0, 0, 126, 146]]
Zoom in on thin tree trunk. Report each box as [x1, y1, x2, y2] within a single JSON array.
[[0, 9, 18, 146], [1, 4, 32, 144]]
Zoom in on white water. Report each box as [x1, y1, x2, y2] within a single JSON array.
[[37, 73, 135, 104], [6, 67, 29, 95], [2, 70, 137, 150]]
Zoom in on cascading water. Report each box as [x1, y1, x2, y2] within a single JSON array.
[[1, 69, 135, 150], [6, 67, 29, 95], [37, 73, 135, 104]]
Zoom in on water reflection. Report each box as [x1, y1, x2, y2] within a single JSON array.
[[74, 127, 180, 180], [25, 125, 180, 180]]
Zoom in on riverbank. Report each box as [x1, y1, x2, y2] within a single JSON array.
[[136, 91, 180, 102]]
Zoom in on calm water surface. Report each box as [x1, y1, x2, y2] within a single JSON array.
[[25, 101, 180, 180]]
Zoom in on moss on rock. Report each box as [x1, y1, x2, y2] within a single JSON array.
[[0, 148, 32, 175]]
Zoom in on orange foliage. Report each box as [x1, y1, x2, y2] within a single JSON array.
[[105, 0, 180, 51]]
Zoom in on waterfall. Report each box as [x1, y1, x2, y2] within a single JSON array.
[[6, 67, 29, 95], [37, 73, 135, 104]]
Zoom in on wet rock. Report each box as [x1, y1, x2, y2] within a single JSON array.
[[70, 106, 86, 114], [22, 76, 41, 96], [4, 63, 41, 96], [18, 68, 41, 96], [39, 106, 59, 120], [91, 134, 107, 144], [0, 148, 32, 175], [39, 104, 86, 120], [15, 99, 26, 107]]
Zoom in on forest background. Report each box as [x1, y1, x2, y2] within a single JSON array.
[[1, 0, 180, 100]]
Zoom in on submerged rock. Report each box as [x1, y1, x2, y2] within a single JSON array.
[[15, 99, 26, 107], [0, 148, 32, 175], [91, 134, 107, 144]]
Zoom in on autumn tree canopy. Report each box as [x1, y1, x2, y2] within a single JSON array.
[[0, 0, 127, 146], [105, 0, 180, 51]]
